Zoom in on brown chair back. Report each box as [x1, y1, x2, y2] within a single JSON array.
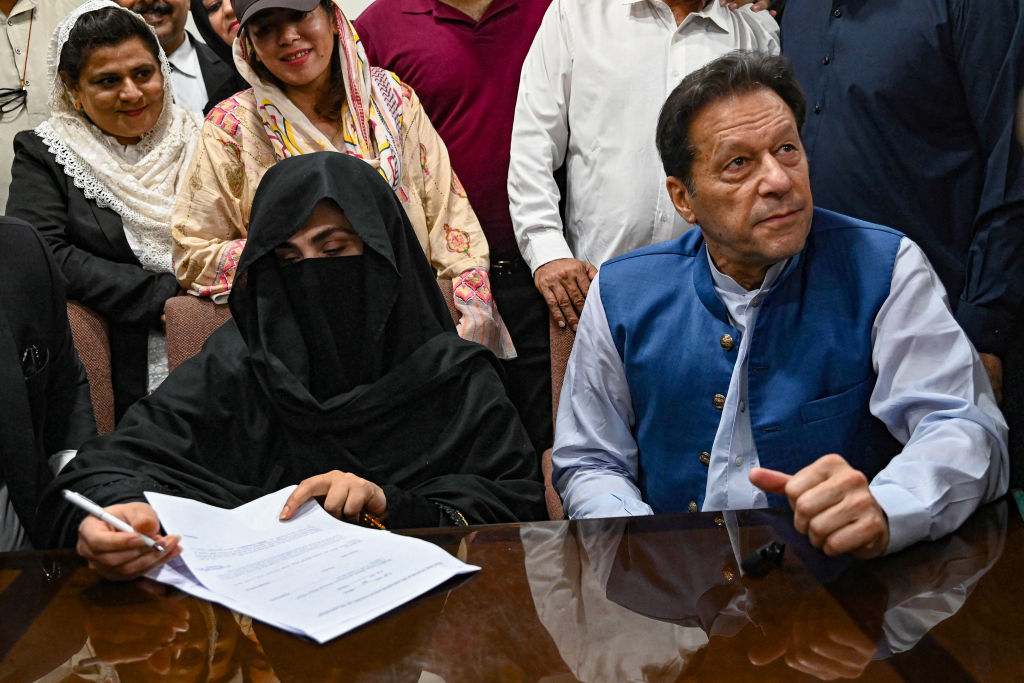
[[542, 320, 576, 520], [164, 296, 232, 373], [66, 301, 115, 434], [437, 277, 459, 325]]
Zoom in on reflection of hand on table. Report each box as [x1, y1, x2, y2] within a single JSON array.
[[81, 584, 256, 681], [747, 588, 876, 680], [743, 573, 877, 681], [80, 582, 193, 674]]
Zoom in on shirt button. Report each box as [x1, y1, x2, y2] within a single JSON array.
[[739, 399, 746, 413], [813, 104, 822, 114], [833, 8, 842, 17], [688, 500, 699, 513], [822, 56, 830, 65], [720, 334, 734, 351], [699, 451, 712, 466], [712, 393, 726, 409], [15, 48, 21, 55], [735, 456, 744, 467]]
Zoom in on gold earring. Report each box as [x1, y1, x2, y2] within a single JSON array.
[[74, 99, 82, 111]]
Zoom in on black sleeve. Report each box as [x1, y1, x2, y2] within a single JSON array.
[[34, 229, 98, 454], [37, 324, 273, 547], [393, 353, 548, 527], [380, 485, 445, 528], [6, 131, 180, 329]]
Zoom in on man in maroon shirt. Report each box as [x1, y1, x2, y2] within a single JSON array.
[[355, 0, 554, 456]]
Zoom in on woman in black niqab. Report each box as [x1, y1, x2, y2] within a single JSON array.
[[39, 152, 546, 562], [232, 151, 457, 411]]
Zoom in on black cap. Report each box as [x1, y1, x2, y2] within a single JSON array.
[[233, 0, 321, 28]]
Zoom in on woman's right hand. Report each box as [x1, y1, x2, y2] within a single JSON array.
[[77, 502, 181, 581]]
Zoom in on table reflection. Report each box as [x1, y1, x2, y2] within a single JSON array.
[[523, 503, 1007, 682], [22, 581, 275, 682], [0, 501, 1013, 682]]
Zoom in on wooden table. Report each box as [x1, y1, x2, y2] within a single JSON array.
[[1, 500, 1020, 682]]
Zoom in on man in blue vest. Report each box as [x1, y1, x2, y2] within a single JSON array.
[[552, 51, 1008, 558]]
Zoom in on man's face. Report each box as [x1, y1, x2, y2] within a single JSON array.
[[115, 0, 189, 54], [667, 88, 812, 287]]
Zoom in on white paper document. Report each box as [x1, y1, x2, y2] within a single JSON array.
[[144, 487, 479, 643]]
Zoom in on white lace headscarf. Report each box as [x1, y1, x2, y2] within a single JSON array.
[[35, 0, 202, 273]]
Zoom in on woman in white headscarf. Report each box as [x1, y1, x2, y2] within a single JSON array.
[[170, 0, 514, 358], [7, 0, 202, 420]]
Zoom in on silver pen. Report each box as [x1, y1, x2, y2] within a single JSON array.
[[62, 489, 166, 553]]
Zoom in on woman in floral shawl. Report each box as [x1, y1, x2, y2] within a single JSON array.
[[171, 0, 513, 356]]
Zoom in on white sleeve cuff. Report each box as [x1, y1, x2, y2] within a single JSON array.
[[869, 481, 932, 555], [569, 492, 654, 520], [519, 228, 575, 274]]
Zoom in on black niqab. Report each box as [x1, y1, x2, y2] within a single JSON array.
[[230, 152, 456, 421], [279, 255, 368, 400]]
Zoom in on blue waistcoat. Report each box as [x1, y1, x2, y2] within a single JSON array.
[[599, 208, 904, 513]]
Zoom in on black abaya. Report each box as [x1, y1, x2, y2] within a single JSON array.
[[39, 152, 545, 546]]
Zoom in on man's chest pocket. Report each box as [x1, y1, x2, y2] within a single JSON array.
[[799, 378, 873, 424], [792, 377, 876, 461]]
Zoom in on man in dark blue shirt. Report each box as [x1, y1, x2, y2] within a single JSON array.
[[781, 0, 1024, 407]]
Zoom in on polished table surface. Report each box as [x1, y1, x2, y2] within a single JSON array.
[[0, 499, 1021, 682]]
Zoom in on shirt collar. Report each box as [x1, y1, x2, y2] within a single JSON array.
[[706, 248, 790, 298], [5, 0, 37, 19], [622, 0, 732, 33], [166, 34, 199, 78], [400, 0, 434, 14], [402, 0, 518, 17]]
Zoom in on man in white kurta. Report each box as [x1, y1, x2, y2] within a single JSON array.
[[508, 0, 778, 330], [0, 0, 84, 211]]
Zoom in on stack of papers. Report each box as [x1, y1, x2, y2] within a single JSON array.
[[144, 487, 479, 643]]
